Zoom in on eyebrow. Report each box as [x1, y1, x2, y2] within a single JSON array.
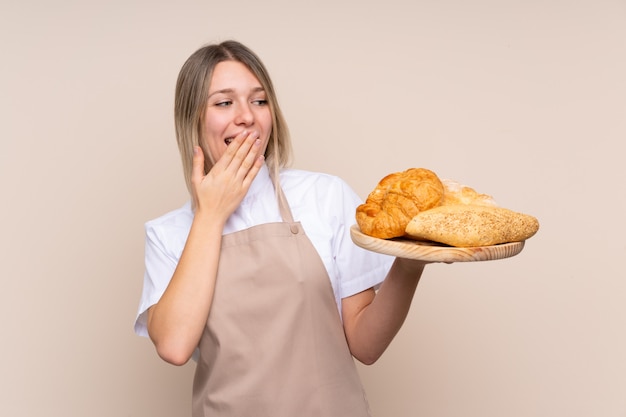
[[208, 86, 265, 99]]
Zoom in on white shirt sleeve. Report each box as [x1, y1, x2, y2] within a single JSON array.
[[330, 177, 394, 300], [134, 208, 191, 337]]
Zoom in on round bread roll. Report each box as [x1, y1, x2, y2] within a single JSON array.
[[405, 204, 540, 247], [440, 179, 498, 207], [356, 168, 445, 239]]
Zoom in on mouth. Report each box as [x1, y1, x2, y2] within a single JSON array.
[[224, 137, 234, 145]]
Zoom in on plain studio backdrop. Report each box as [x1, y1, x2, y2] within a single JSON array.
[[1, 0, 625, 416]]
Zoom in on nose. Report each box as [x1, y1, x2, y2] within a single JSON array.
[[235, 103, 254, 126]]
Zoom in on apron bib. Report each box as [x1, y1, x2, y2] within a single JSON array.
[[192, 184, 371, 417]]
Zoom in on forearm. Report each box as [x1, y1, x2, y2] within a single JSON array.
[[147, 211, 224, 365], [344, 258, 425, 365]]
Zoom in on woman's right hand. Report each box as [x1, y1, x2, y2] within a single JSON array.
[[191, 130, 265, 221], [148, 130, 264, 366]]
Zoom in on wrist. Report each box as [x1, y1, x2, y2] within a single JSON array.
[[191, 207, 227, 232], [392, 257, 427, 278]]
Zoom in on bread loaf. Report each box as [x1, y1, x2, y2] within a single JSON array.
[[405, 205, 539, 247], [441, 179, 497, 207]]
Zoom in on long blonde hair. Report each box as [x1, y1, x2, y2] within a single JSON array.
[[174, 40, 292, 194]]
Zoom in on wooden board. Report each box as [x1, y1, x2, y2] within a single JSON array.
[[350, 224, 525, 262]]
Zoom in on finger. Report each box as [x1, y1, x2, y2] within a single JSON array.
[[242, 154, 265, 186], [237, 139, 264, 179], [191, 146, 205, 185], [218, 130, 250, 165], [229, 131, 261, 173], [212, 130, 257, 175]]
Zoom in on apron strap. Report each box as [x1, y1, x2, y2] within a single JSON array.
[[269, 166, 295, 224]]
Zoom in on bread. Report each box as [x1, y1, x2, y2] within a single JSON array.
[[440, 179, 497, 207], [355, 168, 540, 247], [405, 204, 540, 247], [355, 168, 445, 239]]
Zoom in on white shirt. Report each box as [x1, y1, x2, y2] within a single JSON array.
[[134, 164, 393, 337]]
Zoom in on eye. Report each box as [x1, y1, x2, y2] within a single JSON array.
[[252, 99, 268, 106], [215, 100, 232, 107]]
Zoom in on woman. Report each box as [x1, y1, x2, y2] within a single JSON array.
[[135, 40, 430, 416]]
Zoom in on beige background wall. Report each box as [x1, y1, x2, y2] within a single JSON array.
[[1, 0, 624, 416]]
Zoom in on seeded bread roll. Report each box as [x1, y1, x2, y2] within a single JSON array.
[[405, 205, 540, 247]]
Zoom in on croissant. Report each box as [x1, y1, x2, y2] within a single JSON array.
[[355, 168, 445, 239]]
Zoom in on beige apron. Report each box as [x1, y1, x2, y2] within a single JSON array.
[[192, 184, 371, 417]]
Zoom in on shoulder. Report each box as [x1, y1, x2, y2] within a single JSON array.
[[280, 169, 362, 227], [144, 201, 194, 245], [280, 169, 356, 197]]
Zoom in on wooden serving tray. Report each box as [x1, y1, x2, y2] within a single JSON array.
[[350, 224, 525, 263]]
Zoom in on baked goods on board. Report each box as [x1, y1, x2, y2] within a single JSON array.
[[355, 168, 539, 247]]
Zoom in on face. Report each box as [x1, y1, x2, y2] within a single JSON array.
[[203, 60, 272, 162]]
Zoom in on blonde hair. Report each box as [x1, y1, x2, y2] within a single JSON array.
[[174, 40, 292, 194]]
